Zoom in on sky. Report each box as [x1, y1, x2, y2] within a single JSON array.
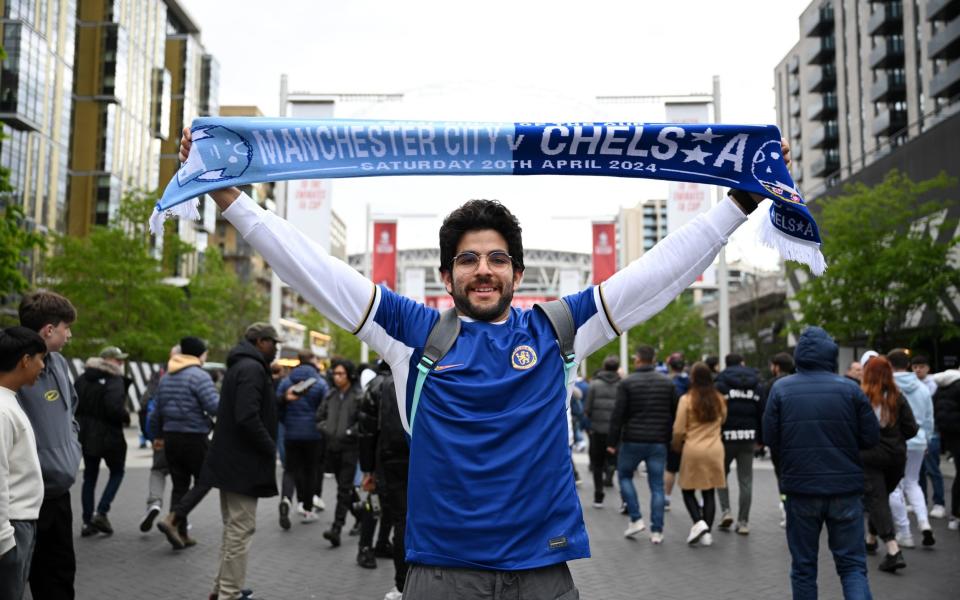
[[180, 0, 812, 266]]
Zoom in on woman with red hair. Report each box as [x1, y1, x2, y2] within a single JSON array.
[[859, 356, 917, 573]]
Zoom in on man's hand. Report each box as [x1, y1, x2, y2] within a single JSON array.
[[606, 446, 617, 455], [179, 126, 241, 211], [284, 389, 299, 403], [361, 473, 376, 492], [152, 438, 164, 451]]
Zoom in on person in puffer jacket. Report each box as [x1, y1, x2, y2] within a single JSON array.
[[149, 336, 219, 549], [583, 355, 620, 507], [932, 367, 960, 528], [275, 351, 329, 529], [886, 349, 936, 548], [763, 326, 879, 598]]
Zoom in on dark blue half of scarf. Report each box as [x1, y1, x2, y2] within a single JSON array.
[[152, 118, 825, 274]]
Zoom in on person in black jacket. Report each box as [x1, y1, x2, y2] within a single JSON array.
[[201, 323, 279, 600], [932, 368, 960, 530], [715, 353, 763, 534], [583, 355, 620, 508], [318, 358, 364, 548], [75, 346, 131, 537], [607, 345, 678, 543], [859, 356, 917, 573], [358, 366, 410, 598]]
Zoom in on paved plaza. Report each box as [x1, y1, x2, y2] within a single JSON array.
[[43, 440, 960, 599]]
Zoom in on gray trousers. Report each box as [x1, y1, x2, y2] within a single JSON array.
[[405, 562, 579, 600], [0, 520, 37, 600], [718, 440, 754, 523], [146, 446, 169, 508]]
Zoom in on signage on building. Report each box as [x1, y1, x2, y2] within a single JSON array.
[[665, 102, 712, 237], [284, 100, 334, 251]]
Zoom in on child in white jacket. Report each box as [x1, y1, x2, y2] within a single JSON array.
[[0, 327, 47, 600]]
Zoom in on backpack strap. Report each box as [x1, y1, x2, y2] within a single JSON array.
[[410, 308, 460, 433], [534, 299, 578, 384]]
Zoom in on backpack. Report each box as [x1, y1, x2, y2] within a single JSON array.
[[409, 299, 576, 434]]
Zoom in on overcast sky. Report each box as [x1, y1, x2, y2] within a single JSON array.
[[180, 0, 812, 266]]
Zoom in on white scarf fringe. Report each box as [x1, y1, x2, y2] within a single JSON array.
[[149, 198, 201, 236], [747, 200, 827, 275]]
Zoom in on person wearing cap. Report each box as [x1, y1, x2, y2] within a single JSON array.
[[201, 322, 280, 600], [150, 336, 219, 550], [74, 345, 131, 536]]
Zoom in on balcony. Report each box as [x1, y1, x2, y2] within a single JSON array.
[[810, 154, 841, 177], [806, 64, 837, 92], [927, 0, 960, 22], [868, 2, 904, 35], [929, 16, 960, 59], [789, 76, 801, 95], [791, 144, 802, 161], [791, 97, 802, 116], [803, 4, 835, 37], [930, 58, 960, 97], [809, 122, 840, 148], [788, 55, 800, 73], [808, 93, 838, 120], [870, 72, 907, 101], [806, 36, 836, 65], [872, 107, 908, 136], [870, 37, 905, 68]]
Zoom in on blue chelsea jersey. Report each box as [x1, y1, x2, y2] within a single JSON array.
[[368, 285, 606, 570]]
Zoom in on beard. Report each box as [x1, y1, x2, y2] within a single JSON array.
[[450, 273, 515, 321]]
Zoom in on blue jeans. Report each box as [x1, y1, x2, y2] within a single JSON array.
[[784, 494, 872, 600], [81, 454, 125, 522], [617, 442, 666, 532], [919, 433, 945, 506]]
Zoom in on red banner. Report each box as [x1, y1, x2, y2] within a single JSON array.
[[592, 222, 617, 284], [372, 221, 397, 290]]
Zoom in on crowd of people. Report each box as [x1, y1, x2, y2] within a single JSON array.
[[1, 132, 957, 600], [577, 333, 958, 597]]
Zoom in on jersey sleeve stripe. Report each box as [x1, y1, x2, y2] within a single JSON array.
[[597, 283, 621, 337], [351, 283, 379, 335]]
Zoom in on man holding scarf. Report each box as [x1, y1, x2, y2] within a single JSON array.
[[179, 130, 787, 599]]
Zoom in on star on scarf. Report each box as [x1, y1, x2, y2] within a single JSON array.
[[691, 128, 722, 144], [681, 145, 712, 165]]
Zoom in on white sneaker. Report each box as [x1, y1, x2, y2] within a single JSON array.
[[896, 533, 916, 548], [718, 510, 733, 530], [687, 520, 709, 544], [650, 531, 664, 544], [779, 502, 786, 528], [948, 517, 959, 531], [301, 509, 318, 524], [700, 532, 713, 546], [929, 504, 946, 519], [314, 495, 326, 511], [383, 587, 403, 600], [624, 518, 646, 538]]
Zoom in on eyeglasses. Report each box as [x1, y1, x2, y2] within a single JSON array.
[[452, 251, 513, 273]]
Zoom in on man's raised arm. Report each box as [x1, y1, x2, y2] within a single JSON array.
[[179, 128, 375, 334]]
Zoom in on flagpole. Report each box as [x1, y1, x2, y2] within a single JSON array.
[[270, 74, 288, 333], [714, 75, 731, 367]]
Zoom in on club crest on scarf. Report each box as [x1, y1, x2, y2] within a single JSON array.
[[153, 118, 826, 275]]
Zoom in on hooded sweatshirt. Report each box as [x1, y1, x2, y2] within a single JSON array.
[[893, 370, 933, 451], [16, 351, 82, 498], [716, 364, 763, 443], [74, 357, 130, 458], [149, 354, 219, 435]]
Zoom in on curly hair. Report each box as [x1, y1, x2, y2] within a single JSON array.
[[438, 199, 524, 273]]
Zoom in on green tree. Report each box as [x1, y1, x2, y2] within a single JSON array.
[[187, 246, 267, 361], [44, 189, 189, 362], [794, 170, 960, 348], [0, 203, 46, 295], [584, 294, 710, 375]]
